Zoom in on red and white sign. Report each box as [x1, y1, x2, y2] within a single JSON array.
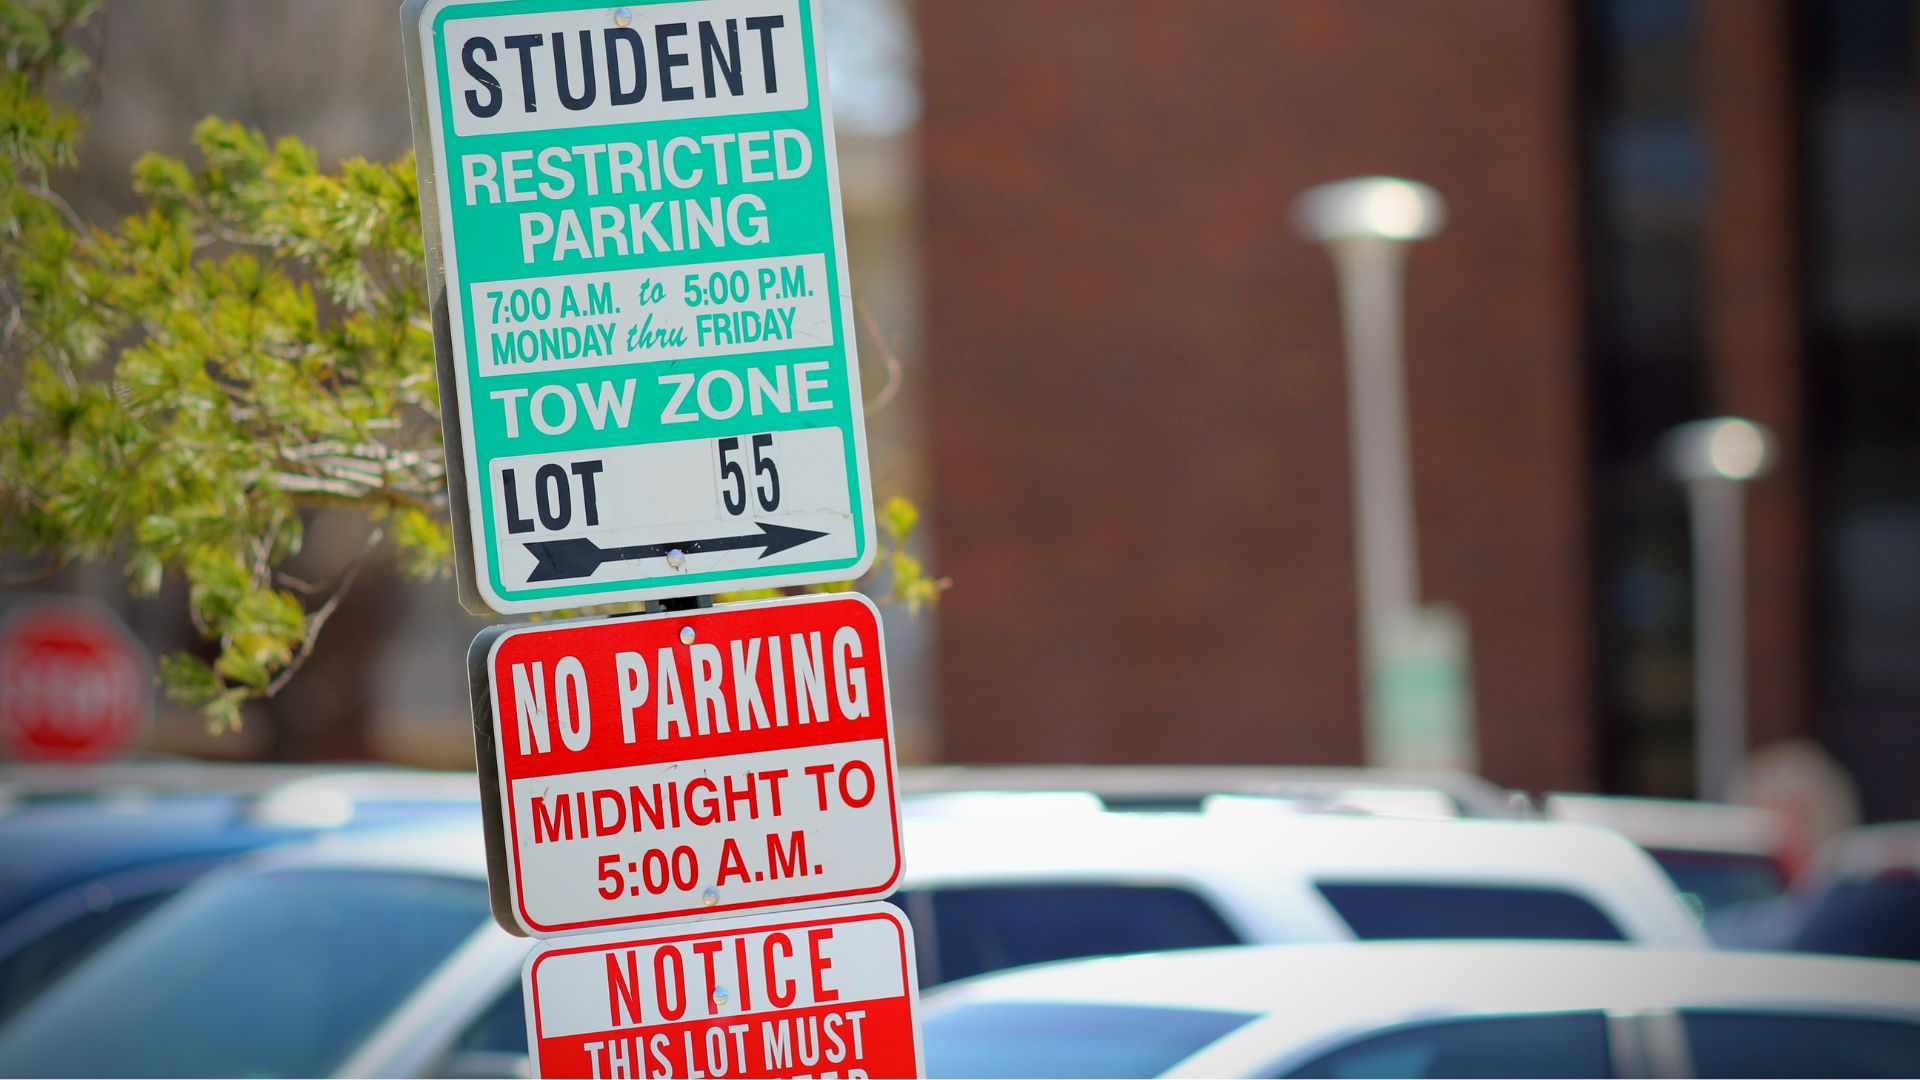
[[524, 902, 922, 1080], [483, 593, 903, 936], [0, 600, 151, 764]]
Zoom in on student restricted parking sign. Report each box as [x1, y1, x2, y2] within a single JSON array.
[[404, 0, 874, 613]]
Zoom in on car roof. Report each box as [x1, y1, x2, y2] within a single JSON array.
[[900, 765, 1518, 818], [0, 772, 478, 919], [926, 940, 1920, 1076], [1544, 793, 1785, 856], [0, 794, 297, 919]]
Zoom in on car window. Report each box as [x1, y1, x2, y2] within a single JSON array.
[[1283, 1011, 1612, 1078], [924, 1001, 1256, 1079], [1790, 876, 1920, 962], [1683, 1009, 1920, 1078], [1645, 848, 1789, 912], [1314, 882, 1628, 941], [886, 884, 1243, 986], [0, 868, 491, 1078]]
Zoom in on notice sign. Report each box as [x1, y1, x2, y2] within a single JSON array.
[[404, 0, 875, 613], [477, 593, 902, 936], [524, 903, 922, 1079]]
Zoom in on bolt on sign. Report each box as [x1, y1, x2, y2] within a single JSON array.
[[403, 0, 875, 613], [472, 593, 903, 937], [524, 903, 921, 1079]]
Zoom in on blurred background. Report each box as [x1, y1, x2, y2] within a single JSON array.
[[9, 0, 1920, 826], [7, 4, 1920, 1077]]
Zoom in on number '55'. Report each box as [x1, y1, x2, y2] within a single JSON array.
[[719, 434, 781, 515]]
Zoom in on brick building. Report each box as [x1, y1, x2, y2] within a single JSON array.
[[917, 0, 1920, 819]]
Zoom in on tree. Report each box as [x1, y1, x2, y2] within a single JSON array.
[[0, 0, 941, 734]]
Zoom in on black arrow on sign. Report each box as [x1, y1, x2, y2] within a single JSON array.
[[524, 523, 830, 582]]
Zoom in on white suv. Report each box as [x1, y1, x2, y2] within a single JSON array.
[[892, 799, 1705, 985]]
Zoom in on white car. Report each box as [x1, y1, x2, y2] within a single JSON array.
[[893, 804, 1706, 984], [920, 941, 1920, 1078], [0, 804, 1703, 1077]]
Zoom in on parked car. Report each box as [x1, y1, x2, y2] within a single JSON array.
[[1783, 821, 1920, 963], [1543, 793, 1792, 917], [0, 794, 1706, 1077], [920, 940, 1920, 1078], [891, 804, 1706, 985], [0, 769, 477, 1022]]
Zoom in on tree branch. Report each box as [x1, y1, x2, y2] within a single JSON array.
[[23, 179, 89, 239], [856, 299, 905, 417], [263, 524, 383, 696]]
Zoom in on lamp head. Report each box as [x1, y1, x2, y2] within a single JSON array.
[[1293, 176, 1447, 243], [1665, 417, 1776, 483]]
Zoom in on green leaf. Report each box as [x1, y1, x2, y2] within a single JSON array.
[[880, 495, 919, 543]]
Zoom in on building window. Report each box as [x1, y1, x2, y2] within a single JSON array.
[[1580, 0, 1710, 796]]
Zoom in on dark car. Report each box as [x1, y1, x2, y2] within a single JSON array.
[[0, 767, 477, 1019], [1787, 823, 1920, 963]]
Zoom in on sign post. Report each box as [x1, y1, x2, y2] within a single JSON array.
[[404, 0, 875, 614]]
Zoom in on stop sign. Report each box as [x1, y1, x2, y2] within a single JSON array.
[[0, 600, 152, 763]]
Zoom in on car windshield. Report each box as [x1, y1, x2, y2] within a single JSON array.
[[889, 884, 1243, 985], [0, 867, 491, 1078], [1645, 848, 1788, 912], [924, 1001, 1256, 1078], [1314, 882, 1628, 941]]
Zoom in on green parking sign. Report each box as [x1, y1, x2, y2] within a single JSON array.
[[404, 0, 873, 613]]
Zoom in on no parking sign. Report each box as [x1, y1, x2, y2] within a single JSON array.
[[474, 593, 903, 937]]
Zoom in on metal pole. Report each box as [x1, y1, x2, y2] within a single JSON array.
[[1330, 237, 1418, 763], [1686, 477, 1746, 802], [1665, 417, 1774, 802], [1328, 238, 1421, 640]]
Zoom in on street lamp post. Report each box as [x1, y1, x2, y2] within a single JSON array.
[[1294, 177, 1472, 769], [1665, 417, 1775, 802]]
